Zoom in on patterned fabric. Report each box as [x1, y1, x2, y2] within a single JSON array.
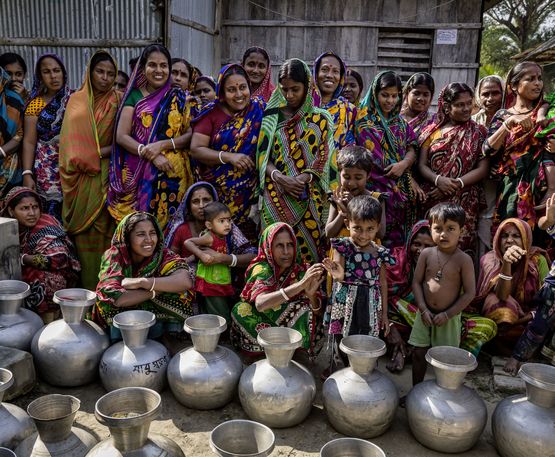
[[94, 212, 194, 326], [27, 54, 72, 220], [328, 237, 394, 337], [257, 59, 335, 263], [418, 86, 488, 256], [108, 47, 194, 229], [477, 218, 548, 324], [355, 71, 418, 248], [195, 231, 234, 296], [231, 222, 320, 355], [386, 219, 497, 355], [3, 187, 80, 314], [192, 64, 264, 234], [59, 50, 120, 289], [400, 72, 436, 141], [0, 68, 24, 197]]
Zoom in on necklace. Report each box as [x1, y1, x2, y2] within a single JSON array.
[[435, 248, 455, 282], [512, 105, 534, 115]]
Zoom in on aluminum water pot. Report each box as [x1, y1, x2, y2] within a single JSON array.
[[0, 280, 42, 350], [492, 363, 555, 457], [0, 448, 16, 457], [31, 289, 109, 387], [0, 368, 36, 449], [320, 438, 386, 457], [168, 314, 242, 409], [209, 420, 275, 457], [406, 346, 487, 453], [238, 327, 316, 428], [85, 387, 185, 457], [100, 310, 169, 392], [323, 335, 398, 438], [14, 394, 97, 456]]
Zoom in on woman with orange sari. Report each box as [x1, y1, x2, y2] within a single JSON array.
[[59, 51, 120, 289]]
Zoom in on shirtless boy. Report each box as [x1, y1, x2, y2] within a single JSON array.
[[409, 202, 476, 385]]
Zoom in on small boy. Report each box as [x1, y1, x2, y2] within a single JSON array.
[[409, 202, 476, 386]]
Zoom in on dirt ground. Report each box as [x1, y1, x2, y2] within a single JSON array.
[[12, 343, 508, 457]]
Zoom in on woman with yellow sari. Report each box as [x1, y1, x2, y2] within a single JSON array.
[[59, 50, 120, 290]]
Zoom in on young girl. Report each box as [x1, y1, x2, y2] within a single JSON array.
[[185, 201, 235, 322], [324, 195, 394, 371]]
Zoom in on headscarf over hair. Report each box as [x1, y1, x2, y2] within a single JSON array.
[[195, 75, 216, 90], [242, 47, 275, 102], [2, 185, 41, 214], [400, 72, 436, 141], [476, 218, 547, 307], [313, 51, 346, 107], [474, 75, 504, 110]]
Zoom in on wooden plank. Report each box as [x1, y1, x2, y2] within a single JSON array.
[[378, 51, 430, 59], [0, 37, 158, 47], [0, 218, 20, 280], [170, 14, 216, 36], [379, 32, 432, 40], [377, 61, 430, 68], [378, 43, 431, 50], [433, 63, 480, 69], [222, 20, 482, 29]]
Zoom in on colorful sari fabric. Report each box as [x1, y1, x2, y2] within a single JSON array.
[[108, 49, 194, 229], [405, 110, 435, 143], [355, 71, 418, 249], [192, 64, 264, 236], [386, 219, 497, 356], [477, 218, 549, 325], [94, 212, 193, 327], [3, 187, 80, 315], [418, 86, 488, 256], [0, 68, 24, 197], [59, 50, 119, 290], [257, 59, 335, 263], [27, 54, 72, 221], [231, 222, 321, 355]]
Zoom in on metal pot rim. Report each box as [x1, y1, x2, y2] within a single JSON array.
[[210, 419, 275, 457], [0, 368, 14, 392], [94, 387, 161, 427], [257, 327, 302, 349], [0, 280, 30, 300], [339, 335, 386, 357], [53, 288, 96, 307], [425, 346, 477, 372], [27, 394, 80, 421], [113, 310, 155, 331], [320, 437, 386, 457], [519, 363, 555, 392], [184, 314, 226, 336]]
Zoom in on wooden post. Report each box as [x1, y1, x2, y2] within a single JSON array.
[[0, 217, 20, 280]]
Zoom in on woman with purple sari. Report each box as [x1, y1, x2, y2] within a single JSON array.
[[400, 72, 435, 141]]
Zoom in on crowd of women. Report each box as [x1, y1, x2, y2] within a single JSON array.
[[1, 43, 555, 375]]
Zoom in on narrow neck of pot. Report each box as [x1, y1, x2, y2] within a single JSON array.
[[526, 382, 555, 408], [35, 415, 75, 443], [347, 353, 378, 375], [121, 327, 149, 348], [60, 304, 87, 324], [110, 423, 150, 452], [264, 347, 295, 368], [191, 332, 220, 353], [433, 366, 467, 390], [0, 299, 22, 315]]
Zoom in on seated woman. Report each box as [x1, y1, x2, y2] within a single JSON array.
[[231, 222, 325, 358], [94, 211, 194, 340], [386, 220, 497, 372], [3, 187, 80, 322], [477, 218, 549, 353]]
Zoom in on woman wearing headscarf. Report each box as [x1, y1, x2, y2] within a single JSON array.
[[59, 50, 120, 290], [21, 54, 72, 221], [342, 69, 364, 106], [108, 44, 194, 229], [241, 47, 275, 102], [400, 72, 436, 141]]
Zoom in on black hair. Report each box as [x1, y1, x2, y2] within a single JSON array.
[[195, 75, 216, 91], [219, 65, 250, 99], [428, 202, 465, 228], [0, 52, 27, 74], [404, 72, 435, 96], [507, 61, 542, 96], [140, 45, 171, 69], [242, 47, 270, 66], [123, 212, 160, 251], [345, 69, 364, 93], [278, 58, 309, 90], [89, 52, 114, 75], [441, 82, 474, 114], [315, 53, 344, 78], [203, 201, 231, 222], [128, 57, 139, 72], [194, 66, 203, 77], [171, 57, 194, 78], [117, 70, 129, 84], [336, 145, 373, 173], [376, 71, 402, 93], [186, 184, 215, 220], [6, 191, 39, 210], [347, 195, 381, 222]]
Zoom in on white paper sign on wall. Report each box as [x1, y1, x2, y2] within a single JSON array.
[[436, 29, 458, 45]]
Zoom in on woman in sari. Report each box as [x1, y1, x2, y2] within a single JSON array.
[[0, 52, 29, 102], [355, 70, 420, 248], [258, 58, 334, 263], [418, 83, 488, 257], [484, 61, 553, 229], [108, 44, 194, 229], [0, 67, 24, 198], [386, 219, 497, 372], [94, 211, 194, 338], [3, 187, 80, 321], [231, 222, 325, 357], [342, 69, 364, 106], [241, 47, 275, 103], [190, 64, 265, 241], [400, 72, 435, 140], [59, 51, 120, 290], [477, 218, 549, 353], [21, 54, 72, 221]]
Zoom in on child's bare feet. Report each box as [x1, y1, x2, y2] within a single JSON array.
[[386, 350, 407, 373], [503, 357, 522, 376]]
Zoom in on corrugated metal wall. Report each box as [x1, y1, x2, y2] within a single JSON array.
[[0, 0, 163, 88]]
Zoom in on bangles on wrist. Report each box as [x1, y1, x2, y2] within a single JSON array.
[[434, 175, 441, 186], [218, 151, 226, 164]]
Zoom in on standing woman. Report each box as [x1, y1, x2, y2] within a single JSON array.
[[21, 54, 72, 221], [401, 72, 435, 140], [59, 50, 120, 290], [355, 70, 420, 248], [0, 68, 24, 198], [190, 64, 265, 241], [342, 69, 364, 106], [241, 47, 275, 103], [108, 44, 194, 229], [258, 58, 335, 263], [472, 75, 504, 128]]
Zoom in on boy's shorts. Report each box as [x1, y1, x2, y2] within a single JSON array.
[[408, 311, 462, 348]]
